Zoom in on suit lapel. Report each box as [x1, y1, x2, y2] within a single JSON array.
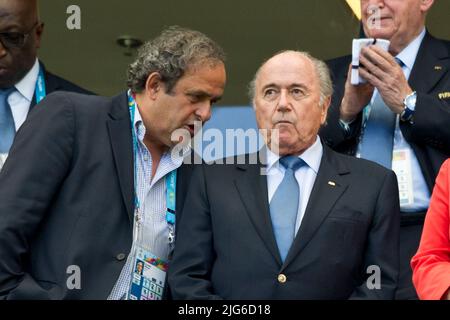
[[107, 92, 135, 224], [409, 32, 449, 93], [282, 146, 349, 269], [175, 163, 194, 223], [234, 155, 282, 265]]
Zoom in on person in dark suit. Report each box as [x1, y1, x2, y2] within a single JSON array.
[[168, 51, 400, 300], [319, 0, 450, 299], [0, 26, 226, 299], [0, 0, 92, 168]]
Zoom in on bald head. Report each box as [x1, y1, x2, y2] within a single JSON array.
[[0, 0, 39, 24], [249, 50, 333, 106], [0, 0, 43, 88], [251, 51, 333, 156]]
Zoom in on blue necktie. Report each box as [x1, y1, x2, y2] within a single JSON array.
[[0, 88, 16, 153], [359, 59, 404, 169], [269, 156, 305, 262]]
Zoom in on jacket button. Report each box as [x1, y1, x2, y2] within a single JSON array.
[[116, 253, 127, 261], [278, 274, 287, 284]]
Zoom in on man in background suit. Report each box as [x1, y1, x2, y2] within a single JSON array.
[[320, 0, 450, 299], [0, 0, 92, 169], [0, 26, 226, 299], [169, 51, 400, 299]]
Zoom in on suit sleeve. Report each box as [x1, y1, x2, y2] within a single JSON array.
[[411, 159, 450, 300], [0, 93, 75, 299], [402, 93, 450, 153], [320, 98, 363, 153], [168, 165, 223, 300], [349, 170, 400, 299], [319, 56, 363, 154]]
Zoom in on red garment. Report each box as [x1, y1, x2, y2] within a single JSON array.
[[411, 159, 450, 300]]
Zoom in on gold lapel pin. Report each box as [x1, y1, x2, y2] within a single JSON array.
[[439, 92, 450, 99], [434, 66, 443, 71], [328, 181, 336, 187]]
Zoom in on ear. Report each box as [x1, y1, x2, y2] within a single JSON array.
[[35, 22, 44, 49], [320, 96, 331, 125], [420, 0, 434, 13], [144, 72, 163, 100]]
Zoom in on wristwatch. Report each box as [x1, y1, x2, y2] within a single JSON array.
[[400, 91, 417, 122]]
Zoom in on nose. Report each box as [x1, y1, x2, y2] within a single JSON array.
[[0, 39, 7, 58], [276, 89, 291, 113], [195, 101, 212, 122]]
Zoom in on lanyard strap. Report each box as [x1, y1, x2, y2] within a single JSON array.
[[35, 66, 47, 104], [127, 91, 177, 227], [166, 170, 176, 226]]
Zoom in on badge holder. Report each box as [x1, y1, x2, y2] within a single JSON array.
[[127, 208, 169, 300], [126, 92, 176, 300]]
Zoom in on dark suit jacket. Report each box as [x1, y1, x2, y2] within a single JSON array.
[[31, 62, 94, 109], [168, 145, 400, 299], [320, 32, 450, 199], [0, 92, 194, 299]]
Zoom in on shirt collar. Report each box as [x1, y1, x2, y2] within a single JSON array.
[[133, 102, 145, 140], [266, 136, 323, 174], [14, 58, 39, 102], [396, 28, 426, 71]]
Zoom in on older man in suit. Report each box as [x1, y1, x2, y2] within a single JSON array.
[[0, 0, 92, 169], [319, 0, 450, 299], [0, 26, 226, 300], [169, 51, 400, 300]]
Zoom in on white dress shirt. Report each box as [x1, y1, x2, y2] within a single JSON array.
[[0, 59, 39, 170], [8, 58, 39, 131], [266, 136, 323, 236], [356, 28, 430, 212], [108, 103, 189, 300]]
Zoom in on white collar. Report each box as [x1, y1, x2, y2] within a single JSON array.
[[396, 28, 426, 71], [265, 136, 323, 174], [14, 58, 40, 102]]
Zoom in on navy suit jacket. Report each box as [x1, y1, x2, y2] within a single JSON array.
[[0, 92, 194, 299], [31, 62, 94, 108], [320, 32, 450, 207], [168, 146, 400, 299]]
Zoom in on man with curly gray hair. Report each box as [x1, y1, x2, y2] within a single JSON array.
[[0, 26, 226, 300]]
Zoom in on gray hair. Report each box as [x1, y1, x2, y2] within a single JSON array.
[[248, 50, 333, 106], [127, 26, 226, 94]]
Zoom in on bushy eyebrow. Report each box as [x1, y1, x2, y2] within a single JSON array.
[[261, 83, 309, 91], [185, 90, 222, 103]]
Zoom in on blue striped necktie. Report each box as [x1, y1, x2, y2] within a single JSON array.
[[359, 58, 405, 169], [0, 88, 16, 153], [269, 155, 305, 262]]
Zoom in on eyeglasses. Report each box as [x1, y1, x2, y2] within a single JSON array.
[[0, 22, 39, 50]]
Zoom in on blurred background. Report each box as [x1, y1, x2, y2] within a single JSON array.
[[39, 0, 450, 105]]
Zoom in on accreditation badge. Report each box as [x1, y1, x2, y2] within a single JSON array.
[[128, 247, 168, 300], [392, 149, 414, 206]]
